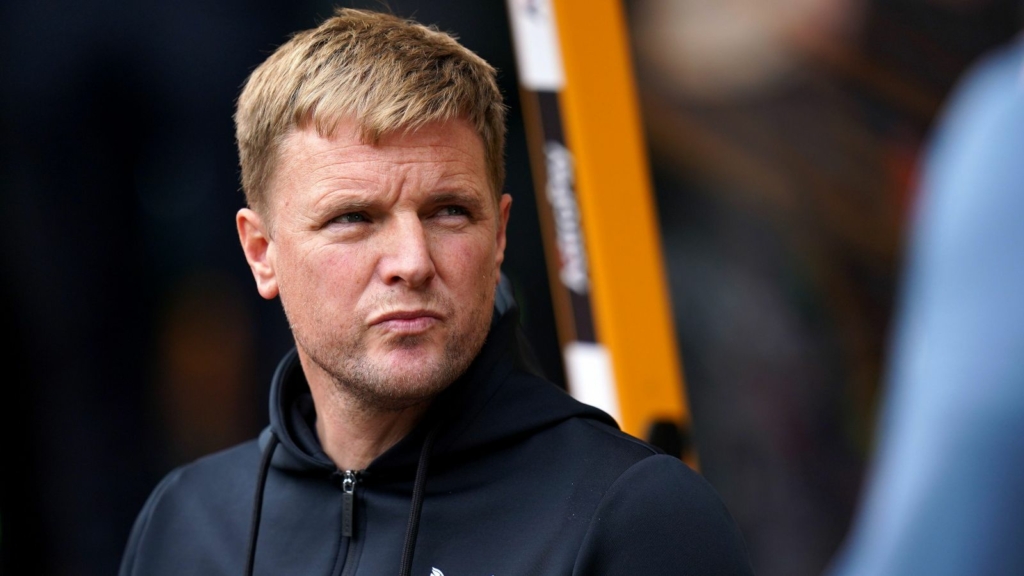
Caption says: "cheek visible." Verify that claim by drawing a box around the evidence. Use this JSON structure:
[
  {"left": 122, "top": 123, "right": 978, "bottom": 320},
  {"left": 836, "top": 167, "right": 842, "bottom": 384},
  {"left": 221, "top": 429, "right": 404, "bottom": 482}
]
[
  {"left": 285, "top": 245, "right": 373, "bottom": 306},
  {"left": 436, "top": 234, "right": 499, "bottom": 286}
]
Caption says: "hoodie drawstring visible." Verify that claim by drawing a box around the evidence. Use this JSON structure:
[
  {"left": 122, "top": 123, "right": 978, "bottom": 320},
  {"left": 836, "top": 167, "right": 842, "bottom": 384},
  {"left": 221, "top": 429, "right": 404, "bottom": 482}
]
[
  {"left": 245, "top": 424, "right": 440, "bottom": 576},
  {"left": 399, "top": 423, "right": 440, "bottom": 576},
  {"left": 244, "top": 432, "right": 279, "bottom": 576}
]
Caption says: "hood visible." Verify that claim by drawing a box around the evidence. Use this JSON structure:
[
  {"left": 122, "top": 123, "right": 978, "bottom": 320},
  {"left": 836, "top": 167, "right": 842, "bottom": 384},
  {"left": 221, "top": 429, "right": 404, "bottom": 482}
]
[
  {"left": 243, "top": 284, "right": 619, "bottom": 576},
  {"left": 258, "top": 297, "right": 618, "bottom": 476}
]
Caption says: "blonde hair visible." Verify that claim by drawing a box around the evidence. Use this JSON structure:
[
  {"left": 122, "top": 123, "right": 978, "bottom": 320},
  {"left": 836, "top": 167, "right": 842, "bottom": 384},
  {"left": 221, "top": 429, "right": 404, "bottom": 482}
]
[{"left": 234, "top": 7, "right": 507, "bottom": 216}]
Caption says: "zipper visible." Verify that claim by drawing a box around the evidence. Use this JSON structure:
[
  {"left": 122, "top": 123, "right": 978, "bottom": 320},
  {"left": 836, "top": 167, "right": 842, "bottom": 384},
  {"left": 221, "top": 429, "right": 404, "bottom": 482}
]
[
  {"left": 333, "top": 470, "right": 363, "bottom": 576},
  {"left": 341, "top": 470, "right": 358, "bottom": 538}
]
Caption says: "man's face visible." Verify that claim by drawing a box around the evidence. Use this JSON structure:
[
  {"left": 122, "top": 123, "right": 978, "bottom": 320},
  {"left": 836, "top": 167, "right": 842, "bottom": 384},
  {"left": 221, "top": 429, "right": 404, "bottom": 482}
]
[{"left": 238, "top": 118, "right": 511, "bottom": 411}]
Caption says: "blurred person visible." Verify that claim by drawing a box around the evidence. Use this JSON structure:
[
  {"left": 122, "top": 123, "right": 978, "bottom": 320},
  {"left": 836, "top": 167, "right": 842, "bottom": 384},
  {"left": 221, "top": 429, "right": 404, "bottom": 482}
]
[
  {"left": 631, "top": 0, "right": 864, "bottom": 101},
  {"left": 825, "top": 33, "right": 1024, "bottom": 576},
  {"left": 117, "top": 8, "right": 753, "bottom": 576}
]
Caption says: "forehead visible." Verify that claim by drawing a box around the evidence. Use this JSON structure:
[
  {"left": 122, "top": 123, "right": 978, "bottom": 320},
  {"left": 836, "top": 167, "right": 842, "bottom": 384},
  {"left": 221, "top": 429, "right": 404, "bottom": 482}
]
[{"left": 269, "top": 118, "right": 489, "bottom": 206}]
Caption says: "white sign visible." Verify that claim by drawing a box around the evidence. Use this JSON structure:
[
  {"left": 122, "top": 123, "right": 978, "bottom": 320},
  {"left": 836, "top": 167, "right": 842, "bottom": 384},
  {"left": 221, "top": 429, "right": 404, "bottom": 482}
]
[{"left": 506, "top": 0, "right": 565, "bottom": 91}]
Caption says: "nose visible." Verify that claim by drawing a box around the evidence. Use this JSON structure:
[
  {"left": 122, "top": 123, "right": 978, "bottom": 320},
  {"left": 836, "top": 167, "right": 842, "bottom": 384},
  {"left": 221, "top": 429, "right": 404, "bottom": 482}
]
[{"left": 376, "top": 215, "right": 436, "bottom": 288}]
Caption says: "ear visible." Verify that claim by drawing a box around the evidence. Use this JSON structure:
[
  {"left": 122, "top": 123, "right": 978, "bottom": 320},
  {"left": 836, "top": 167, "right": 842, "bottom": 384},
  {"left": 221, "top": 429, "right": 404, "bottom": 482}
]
[
  {"left": 494, "top": 193, "right": 512, "bottom": 284},
  {"left": 236, "top": 208, "right": 279, "bottom": 300}
]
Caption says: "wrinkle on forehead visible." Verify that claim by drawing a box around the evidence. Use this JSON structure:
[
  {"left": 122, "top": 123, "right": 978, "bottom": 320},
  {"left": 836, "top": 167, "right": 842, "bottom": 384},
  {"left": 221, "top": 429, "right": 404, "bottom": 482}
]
[
  {"left": 278, "top": 120, "right": 485, "bottom": 180},
  {"left": 268, "top": 118, "right": 492, "bottom": 227}
]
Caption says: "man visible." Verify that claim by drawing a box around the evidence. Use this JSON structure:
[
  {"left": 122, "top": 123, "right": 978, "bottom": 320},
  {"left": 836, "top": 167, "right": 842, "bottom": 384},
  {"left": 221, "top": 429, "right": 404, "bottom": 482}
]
[{"left": 119, "top": 8, "right": 753, "bottom": 576}]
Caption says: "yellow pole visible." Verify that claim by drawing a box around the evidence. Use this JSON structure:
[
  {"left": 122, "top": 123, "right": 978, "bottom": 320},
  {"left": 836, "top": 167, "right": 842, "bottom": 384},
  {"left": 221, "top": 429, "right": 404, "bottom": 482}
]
[{"left": 507, "top": 0, "right": 695, "bottom": 467}]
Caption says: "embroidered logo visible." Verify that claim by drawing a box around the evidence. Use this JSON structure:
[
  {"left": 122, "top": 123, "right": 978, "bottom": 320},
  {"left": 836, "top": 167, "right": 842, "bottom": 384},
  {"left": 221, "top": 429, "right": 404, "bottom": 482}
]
[{"left": 429, "top": 567, "right": 495, "bottom": 576}]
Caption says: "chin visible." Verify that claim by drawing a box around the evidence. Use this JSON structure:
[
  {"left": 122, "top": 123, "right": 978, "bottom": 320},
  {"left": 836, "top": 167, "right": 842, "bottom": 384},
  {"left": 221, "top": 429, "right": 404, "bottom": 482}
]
[
  {"left": 381, "top": 355, "right": 454, "bottom": 387},
  {"left": 356, "top": 361, "right": 458, "bottom": 411}
]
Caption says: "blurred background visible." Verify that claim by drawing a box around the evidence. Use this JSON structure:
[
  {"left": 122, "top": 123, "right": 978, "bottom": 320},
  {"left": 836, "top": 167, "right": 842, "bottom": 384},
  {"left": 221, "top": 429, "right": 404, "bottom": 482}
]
[{"left": 1, "top": 0, "right": 1020, "bottom": 575}]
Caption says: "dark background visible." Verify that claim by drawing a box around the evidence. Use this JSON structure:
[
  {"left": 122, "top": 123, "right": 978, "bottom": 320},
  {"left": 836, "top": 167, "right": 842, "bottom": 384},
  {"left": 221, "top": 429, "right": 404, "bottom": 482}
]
[{"left": 0, "top": 1, "right": 1019, "bottom": 575}]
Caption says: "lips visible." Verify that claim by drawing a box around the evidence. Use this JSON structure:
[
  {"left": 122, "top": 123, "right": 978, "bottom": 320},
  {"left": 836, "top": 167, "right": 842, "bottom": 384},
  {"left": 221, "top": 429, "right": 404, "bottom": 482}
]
[{"left": 369, "top": 309, "right": 443, "bottom": 334}]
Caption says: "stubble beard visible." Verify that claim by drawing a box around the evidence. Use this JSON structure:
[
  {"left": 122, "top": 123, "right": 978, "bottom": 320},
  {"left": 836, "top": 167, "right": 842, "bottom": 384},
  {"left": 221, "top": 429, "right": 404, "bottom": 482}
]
[{"left": 297, "top": 290, "right": 494, "bottom": 413}]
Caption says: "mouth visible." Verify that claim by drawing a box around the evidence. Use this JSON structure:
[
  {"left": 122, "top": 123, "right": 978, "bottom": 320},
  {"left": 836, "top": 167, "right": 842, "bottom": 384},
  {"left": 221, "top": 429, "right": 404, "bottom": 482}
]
[{"left": 369, "top": 309, "right": 443, "bottom": 334}]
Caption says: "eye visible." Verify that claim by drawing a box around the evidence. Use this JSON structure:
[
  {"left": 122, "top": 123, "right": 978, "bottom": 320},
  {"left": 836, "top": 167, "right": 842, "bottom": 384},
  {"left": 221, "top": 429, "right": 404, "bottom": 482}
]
[
  {"left": 436, "top": 205, "right": 470, "bottom": 218},
  {"left": 332, "top": 212, "right": 369, "bottom": 224}
]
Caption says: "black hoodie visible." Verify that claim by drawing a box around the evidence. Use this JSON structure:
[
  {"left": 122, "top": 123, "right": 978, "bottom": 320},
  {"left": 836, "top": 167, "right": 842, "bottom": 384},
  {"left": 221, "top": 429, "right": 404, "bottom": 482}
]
[{"left": 119, "top": 304, "right": 754, "bottom": 576}]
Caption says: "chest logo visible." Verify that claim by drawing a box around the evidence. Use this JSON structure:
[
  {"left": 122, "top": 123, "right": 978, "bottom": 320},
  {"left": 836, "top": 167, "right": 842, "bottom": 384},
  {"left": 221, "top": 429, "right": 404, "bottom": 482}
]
[{"left": 430, "top": 569, "right": 444, "bottom": 576}]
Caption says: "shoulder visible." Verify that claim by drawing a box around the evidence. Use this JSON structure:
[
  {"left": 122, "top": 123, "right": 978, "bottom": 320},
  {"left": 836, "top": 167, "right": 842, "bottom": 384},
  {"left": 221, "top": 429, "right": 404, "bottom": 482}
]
[
  {"left": 572, "top": 454, "right": 755, "bottom": 575},
  {"left": 525, "top": 413, "right": 753, "bottom": 573},
  {"left": 131, "top": 438, "right": 263, "bottom": 518},
  {"left": 119, "top": 440, "right": 262, "bottom": 575},
  {"left": 539, "top": 406, "right": 670, "bottom": 474},
  {"left": 155, "top": 439, "right": 264, "bottom": 503},
  {"left": 593, "top": 454, "right": 741, "bottom": 530}
]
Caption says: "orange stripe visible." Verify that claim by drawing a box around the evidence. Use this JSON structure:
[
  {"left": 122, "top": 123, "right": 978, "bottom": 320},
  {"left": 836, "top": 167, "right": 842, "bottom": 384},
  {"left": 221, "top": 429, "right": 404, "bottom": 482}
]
[{"left": 550, "top": 0, "right": 693, "bottom": 460}]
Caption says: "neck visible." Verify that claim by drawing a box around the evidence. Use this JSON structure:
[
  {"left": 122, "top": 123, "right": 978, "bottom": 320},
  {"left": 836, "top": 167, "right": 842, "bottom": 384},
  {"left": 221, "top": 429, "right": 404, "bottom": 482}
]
[
  {"left": 313, "top": 392, "right": 430, "bottom": 471},
  {"left": 299, "top": 366, "right": 431, "bottom": 471}
]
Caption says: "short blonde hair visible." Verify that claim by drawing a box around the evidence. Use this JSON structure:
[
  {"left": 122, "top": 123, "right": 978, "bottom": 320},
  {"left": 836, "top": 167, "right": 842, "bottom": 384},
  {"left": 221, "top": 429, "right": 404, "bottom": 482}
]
[{"left": 234, "top": 7, "right": 507, "bottom": 216}]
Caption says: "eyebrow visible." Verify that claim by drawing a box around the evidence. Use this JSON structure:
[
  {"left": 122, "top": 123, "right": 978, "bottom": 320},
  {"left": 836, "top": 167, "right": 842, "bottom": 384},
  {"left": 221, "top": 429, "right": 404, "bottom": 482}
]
[
  {"left": 311, "top": 193, "right": 376, "bottom": 216},
  {"left": 427, "top": 191, "right": 487, "bottom": 212},
  {"left": 310, "top": 189, "right": 490, "bottom": 219},
  {"left": 330, "top": 198, "right": 376, "bottom": 211}
]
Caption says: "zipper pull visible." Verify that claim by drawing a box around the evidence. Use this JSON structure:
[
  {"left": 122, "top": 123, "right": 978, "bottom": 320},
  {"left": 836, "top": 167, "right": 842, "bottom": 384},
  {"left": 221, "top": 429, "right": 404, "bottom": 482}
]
[{"left": 342, "top": 470, "right": 358, "bottom": 538}]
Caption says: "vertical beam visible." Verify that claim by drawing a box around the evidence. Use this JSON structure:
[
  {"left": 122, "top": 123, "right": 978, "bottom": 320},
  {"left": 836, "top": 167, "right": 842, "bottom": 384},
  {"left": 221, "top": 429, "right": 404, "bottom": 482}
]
[{"left": 506, "top": 0, "right": 695, "bottom": 466}]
